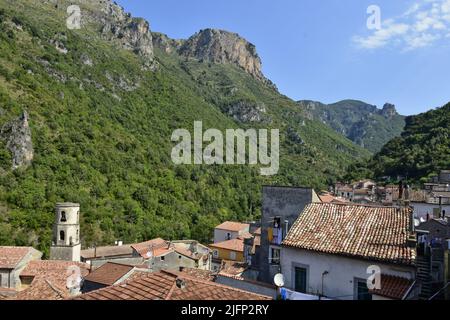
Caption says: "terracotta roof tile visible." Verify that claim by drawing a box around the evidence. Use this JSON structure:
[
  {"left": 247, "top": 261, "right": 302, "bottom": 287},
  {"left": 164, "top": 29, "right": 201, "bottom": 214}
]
[
  {"left": 282, "top": 203, "right": 416, "bottom": 266},
  {"left": 177, "top": 268, "right": 215, "bottom": 281},
  {"left": 14, "top": 260, "right": 89, "bottom": 300},
  {"left": 0, "top": 247, "right": 35, "bottom": 269},
  {"left": 210, "top": 238, "right": 244, "bottom": 252},
  {"left": 131, "top": 238, "right": 169, "bottom": 258},
  {"left": 215, "top": 222, "right": 250, "bottom": 232},
  {"left": 219, "top": 260, "right": 248, "bottom": 279},
  {"left": 73, "top": 271, "right": 270, "bottom": 300},
  {"left": 370, "top": 275, "right": 414, "bottom": 299},
  {"left": 84, "top": 262, "right": 134, "bottom": 286}
]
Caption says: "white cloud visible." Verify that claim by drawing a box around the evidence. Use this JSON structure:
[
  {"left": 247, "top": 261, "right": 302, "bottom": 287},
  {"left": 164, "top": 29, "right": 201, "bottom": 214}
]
[{"left": 354, "top": 0, "right": 450, "bottom": 50}]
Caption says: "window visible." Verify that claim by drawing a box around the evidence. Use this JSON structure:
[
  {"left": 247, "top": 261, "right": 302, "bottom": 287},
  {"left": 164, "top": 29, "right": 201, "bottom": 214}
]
[
  {"left": 269, "top": 247, "right": 280, "bottom": 265},
  {"left": 273, "top": 217, "right": 281, "bottom": 228},
  {"left": 60, "top": 211, "right": 67, "bottom": 222},
  {"left": 213, "top": 250, "right": 219, "bottom": 258},
  {"left": 160, "top": 256, "right": 165, "bottom": 261},
  {"left": 294, "top": 267, "right": 307, "bottom": 293},
  {"left": 60, "top": 230, "right": 65, "bottom": 241},
  {"left": 230, "top": 251, "right": 237, "bottom": 260},
  {"left": 69, "top": 236, "right": 73, "bottom": 245},
  {"left": 355, "top": 279, "right": 372, "bottom": 300},
  {"left": 226, "top": 233, "right": 232, "bottom": 240}
]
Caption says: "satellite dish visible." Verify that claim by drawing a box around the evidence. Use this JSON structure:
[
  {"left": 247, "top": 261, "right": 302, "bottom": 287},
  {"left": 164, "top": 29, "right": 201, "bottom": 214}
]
[{"left": 274, "top": 273, "right": 285, "bottom": 287}]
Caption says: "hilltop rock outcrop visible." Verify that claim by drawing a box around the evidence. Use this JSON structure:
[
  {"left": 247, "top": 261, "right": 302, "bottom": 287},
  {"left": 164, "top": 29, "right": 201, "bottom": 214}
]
[
  {"left": 178, "top": 29, "right": 266, "bottom": 82},
  {"left": 380, "top": 103, "right": 398, "bottom": 118},
  {"left": 0, "top": 111, "right": 34, "bottom": 170}
]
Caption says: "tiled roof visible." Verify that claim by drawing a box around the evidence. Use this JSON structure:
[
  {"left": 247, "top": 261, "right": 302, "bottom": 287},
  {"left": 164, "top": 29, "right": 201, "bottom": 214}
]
[
  {"left": 84, "top": 262, "right": 134, "bottom": 286},
  {"left": 215, "top": 221, "right": 250, "bottom": 232},
  {"left": 131, "top": 238, "right": 169, "bottom": 258},
  {"left": 0, "top": 247, "right": 36, "bottom": 269},
  {"left": 282, "top": 203, "right": 416, "bottom": 266},
  {"left": 178, "top": 268, "right": 216, "bottom": 281},
  {"left": 0, "top": 288, "right": 17, "bottom": 299},
  {"left": 15, "top": 260, "right": 89, "bottom": 300},
  {"left": 81, "top": 245, "right": 134, "bottom": 260},
  {"left": 73, "top": 271, "right": 270, "bottom": 300},
  {"left": 370, "top": 275, "right": 414, "bottom": 299},
  {"left": 320, "top": 194, "right": 350, "bottom": 204},
  {"left": 210, "top": 238, "right": 244, "bottom": 252},
  {"left": 12, "top": 279, "right": 68, "bottom": 300},
  {"left": 219, "top": 260, "right": 248, "bottom": 279}
]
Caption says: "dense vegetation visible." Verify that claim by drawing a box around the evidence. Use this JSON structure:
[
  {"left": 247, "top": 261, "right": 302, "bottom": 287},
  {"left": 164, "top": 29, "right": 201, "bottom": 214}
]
[
  {"left": 0, "top": 0, "right": 369, "bottom": 256},
  {"left": 300, "top": 99, "right": 406, "bottom": 153},
  {"left": 344, "top": 103, "right": 450, "bottom": 183}
]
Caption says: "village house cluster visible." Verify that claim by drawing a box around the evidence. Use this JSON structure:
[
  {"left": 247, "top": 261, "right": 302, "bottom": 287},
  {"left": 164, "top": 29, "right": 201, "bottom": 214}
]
[{"left": 1, "top": 170, "right": 449, "bottom": 300}]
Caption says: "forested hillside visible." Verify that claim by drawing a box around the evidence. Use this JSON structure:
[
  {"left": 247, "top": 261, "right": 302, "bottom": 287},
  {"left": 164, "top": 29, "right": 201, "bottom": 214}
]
[{"left": 0, "top": 0, "right": 369, "bottom": 256}]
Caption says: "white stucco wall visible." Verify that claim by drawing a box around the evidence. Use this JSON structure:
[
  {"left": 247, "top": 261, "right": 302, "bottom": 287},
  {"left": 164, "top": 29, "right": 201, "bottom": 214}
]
[
  {"left": 411, "top": 202, "right": 450, "bottom": 220},
  {"left": 214, "top": 230, "right": 240, "bottom": 243},
  {"left": 281, "top": 247, "right": 415, "bottom": 300}
]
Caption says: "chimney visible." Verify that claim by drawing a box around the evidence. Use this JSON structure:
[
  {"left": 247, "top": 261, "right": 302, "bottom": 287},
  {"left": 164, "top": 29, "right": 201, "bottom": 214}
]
[{"left": 176, "top": 278, "right": 186, "bottom": 289}]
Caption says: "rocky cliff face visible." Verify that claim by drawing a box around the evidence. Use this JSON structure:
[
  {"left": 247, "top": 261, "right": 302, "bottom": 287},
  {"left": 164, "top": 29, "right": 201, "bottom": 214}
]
[
  {"left": 0, "top": 111, "right": 34, "bottom": 170},
  {"left": 152, "top": 32, "right": 184, "bottom": 54},
  {"left": 225, "top": 101, "right": 268, "bottom": 123},
  {"left": 100, "top": 4, "right": 153, "bottom": 59},
  {"left": 178, "top": 29, "right": 266, "bottom": 82},
  {"left": 380, "top": 103, "right": 398, "bottom": 118}
]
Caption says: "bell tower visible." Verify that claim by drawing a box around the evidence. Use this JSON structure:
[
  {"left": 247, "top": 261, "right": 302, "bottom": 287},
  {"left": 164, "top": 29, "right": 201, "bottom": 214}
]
[{"left": 49, "top": 203, "right": 81, "bottom": 262}]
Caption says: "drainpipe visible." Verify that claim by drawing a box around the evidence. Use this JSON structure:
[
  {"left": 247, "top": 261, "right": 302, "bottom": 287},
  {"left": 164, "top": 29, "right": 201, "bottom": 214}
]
[{"left": 321, "top": 271, "right": 329, "bottom": 299}]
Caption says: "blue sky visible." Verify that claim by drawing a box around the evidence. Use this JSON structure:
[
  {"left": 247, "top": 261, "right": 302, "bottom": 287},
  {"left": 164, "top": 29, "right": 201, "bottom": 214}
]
[{"left": 116, "top": 0, "right": 450, "bottom": 115}]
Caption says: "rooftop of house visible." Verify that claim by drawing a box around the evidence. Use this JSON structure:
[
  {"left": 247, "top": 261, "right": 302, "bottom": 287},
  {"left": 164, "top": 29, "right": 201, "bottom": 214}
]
[
  {"left": 369, "top": 275, "right": 414, "bottom": 300},
  {"left": 210, "top": 238, "right": 244, "bottom": 252},
  {"left": 73, "top": 270, "right": 271, "bottom": 300},
  {"left": 215, "top": 221, "right": 250, "bottom": 232},
  {"left": 177, "top": 268, "right": 216, "bottom": 281},
  {"left": 218, "top": 260, "right": 248, "bottom": 280},
  {"left": 81, "top": 244, "right": 134, "bottom": 260},
  {"left": 130, "top": 238, "right": 168, "bottom": 258},
  {"left": 84, "top": 262, "right": 134, "bottom": 286},
  {"left": 13, "top": 260, "right": 89, "bottom": 300},
  {"left": 282, "top": 203, "right": 416, "bottom": 266},
  {"left": 320, "top": 194, "right": 350, "bottom": 204},
  {"left": 0, "top": 246, "right": 40, "bottom": 269}
]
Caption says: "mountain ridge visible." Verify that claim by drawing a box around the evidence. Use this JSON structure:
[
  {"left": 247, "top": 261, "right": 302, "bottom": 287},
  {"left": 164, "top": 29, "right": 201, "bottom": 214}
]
[{"left": 299, "top": 99, "right": 406, "bottom": 153}]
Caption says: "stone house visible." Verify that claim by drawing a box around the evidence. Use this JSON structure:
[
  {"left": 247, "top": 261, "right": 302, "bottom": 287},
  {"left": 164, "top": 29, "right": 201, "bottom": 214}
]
[{"left": 258, "top": 186, "right": 320, "bottom": 284}]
